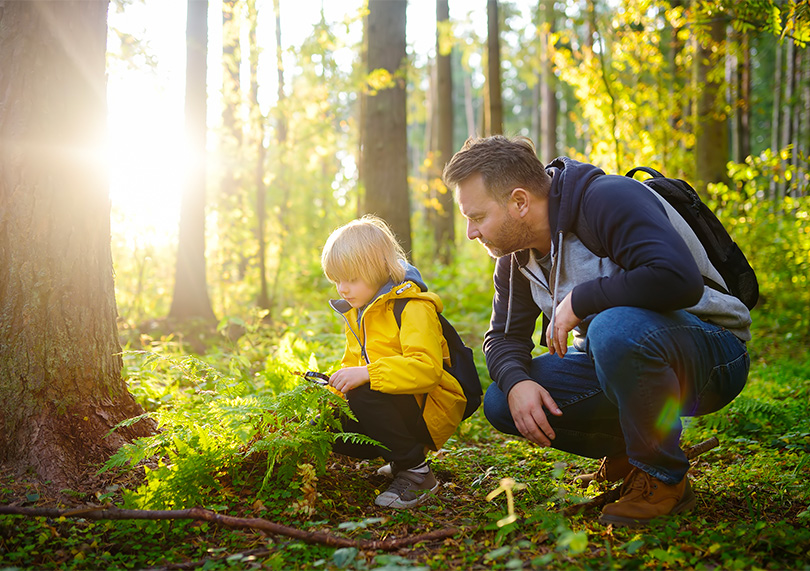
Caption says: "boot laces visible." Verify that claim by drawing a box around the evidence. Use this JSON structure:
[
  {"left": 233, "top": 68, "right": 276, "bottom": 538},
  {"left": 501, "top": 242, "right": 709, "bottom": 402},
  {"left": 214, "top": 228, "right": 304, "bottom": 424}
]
[{"left": 622, "top": 468, "right": 655, "bottom": 498}]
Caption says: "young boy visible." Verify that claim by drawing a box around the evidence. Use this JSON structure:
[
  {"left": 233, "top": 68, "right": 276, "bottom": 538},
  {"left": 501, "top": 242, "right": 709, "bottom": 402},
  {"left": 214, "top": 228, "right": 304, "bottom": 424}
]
[{"left": 321, "top": 216, "right": 467, "bottom": 508}]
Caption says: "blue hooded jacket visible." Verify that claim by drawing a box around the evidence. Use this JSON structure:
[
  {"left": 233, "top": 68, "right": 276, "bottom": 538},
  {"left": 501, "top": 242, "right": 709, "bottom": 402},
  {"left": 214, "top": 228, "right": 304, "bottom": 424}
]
[{"left": 483, "top": 157, "right": 752, "bottom": 396}]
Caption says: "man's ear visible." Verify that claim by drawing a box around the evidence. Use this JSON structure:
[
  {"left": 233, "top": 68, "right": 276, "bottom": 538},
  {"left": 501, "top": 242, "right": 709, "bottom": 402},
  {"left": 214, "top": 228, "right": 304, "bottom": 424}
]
[{"left": 510, "top": 188, "right": 531, "bottom": 217}]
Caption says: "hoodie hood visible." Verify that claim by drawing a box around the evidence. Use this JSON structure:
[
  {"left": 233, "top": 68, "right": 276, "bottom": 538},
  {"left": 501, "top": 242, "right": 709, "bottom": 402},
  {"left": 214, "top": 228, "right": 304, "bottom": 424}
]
[
  {"left": 502, "top": 158, "right": 605, "bottom": 341},
  {"left": 328, "top": 260, "right": 428, "bottom": 317},
  {"left": 546, "top": 157, "right": 605, "bottom": 236}
]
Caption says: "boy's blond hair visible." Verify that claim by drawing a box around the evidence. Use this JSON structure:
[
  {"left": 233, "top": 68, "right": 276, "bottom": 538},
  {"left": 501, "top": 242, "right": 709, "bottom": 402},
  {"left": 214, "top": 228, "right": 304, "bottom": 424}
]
[{"left": 321, "top": 215, "right": 407, "bottom": 287}]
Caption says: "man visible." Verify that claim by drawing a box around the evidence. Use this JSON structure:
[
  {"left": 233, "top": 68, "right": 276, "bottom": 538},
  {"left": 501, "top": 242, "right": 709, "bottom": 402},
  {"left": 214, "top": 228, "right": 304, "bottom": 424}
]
[{"left": 443, "top": 136, "right": 751, "bottom": 527}]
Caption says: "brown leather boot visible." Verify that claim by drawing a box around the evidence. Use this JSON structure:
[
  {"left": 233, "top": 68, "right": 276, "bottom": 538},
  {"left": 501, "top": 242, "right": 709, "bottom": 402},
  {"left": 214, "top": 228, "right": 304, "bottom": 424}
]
[
  {"left": 574, "top": 454, "right": 633, "bottom": 488},
  {"left": 599, "top": 468, "right": 696, "bottom": 527}
]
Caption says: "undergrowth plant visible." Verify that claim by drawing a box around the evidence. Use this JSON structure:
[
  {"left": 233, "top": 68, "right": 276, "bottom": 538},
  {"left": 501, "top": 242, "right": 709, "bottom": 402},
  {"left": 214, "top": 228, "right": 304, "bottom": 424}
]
[{"left": 103, "top": 346, "right": 377, "bottom": 511}]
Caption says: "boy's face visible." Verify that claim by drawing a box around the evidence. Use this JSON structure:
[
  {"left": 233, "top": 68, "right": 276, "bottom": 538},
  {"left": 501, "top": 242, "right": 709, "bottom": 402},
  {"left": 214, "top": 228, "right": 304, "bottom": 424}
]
[{"left": 336, "top": 277, "right": 378, "bottom": 309}]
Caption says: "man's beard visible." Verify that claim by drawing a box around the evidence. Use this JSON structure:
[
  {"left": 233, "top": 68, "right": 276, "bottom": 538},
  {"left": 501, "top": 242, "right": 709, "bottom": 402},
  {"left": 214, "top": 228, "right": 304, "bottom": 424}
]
[{"left": 480, "top": 217, "right": 534, "bottom": 258}]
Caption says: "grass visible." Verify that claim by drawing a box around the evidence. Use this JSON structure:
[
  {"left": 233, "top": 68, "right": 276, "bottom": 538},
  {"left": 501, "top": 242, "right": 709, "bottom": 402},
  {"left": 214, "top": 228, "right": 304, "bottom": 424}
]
[{"left": 1, "top": 307, "right": 810, "bottom": 570}]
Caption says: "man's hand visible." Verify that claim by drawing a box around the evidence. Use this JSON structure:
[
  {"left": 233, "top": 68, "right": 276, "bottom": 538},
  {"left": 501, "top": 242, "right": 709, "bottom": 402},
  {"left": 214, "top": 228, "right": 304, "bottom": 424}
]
[
  {"left": 507, "top": 380, "right": 563, "bottom": 447},
  {"left": 329, "top": 366, "right": 370, "bottom": 394},
  {"left": 546, "top": 291, "right": 582, "bottom": 358}
]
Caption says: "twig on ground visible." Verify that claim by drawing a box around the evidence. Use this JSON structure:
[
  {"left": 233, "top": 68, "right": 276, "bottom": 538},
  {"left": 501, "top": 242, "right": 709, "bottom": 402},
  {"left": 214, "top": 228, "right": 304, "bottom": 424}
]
[
  {"left": 564, "top": 436, "right": 720, "bottom": 516},
  {"left": 0, "top": 504, "right": 458, "bottom": 551}
]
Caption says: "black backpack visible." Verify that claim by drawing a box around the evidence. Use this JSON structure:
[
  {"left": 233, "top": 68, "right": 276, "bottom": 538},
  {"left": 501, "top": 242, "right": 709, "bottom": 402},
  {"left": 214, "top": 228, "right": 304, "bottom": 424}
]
[
  {"left": 393, "top": 298, "right": 482, "bottom": 420},
  {"left": 625, "top": 167, "right": 759, "bottom": 310}
]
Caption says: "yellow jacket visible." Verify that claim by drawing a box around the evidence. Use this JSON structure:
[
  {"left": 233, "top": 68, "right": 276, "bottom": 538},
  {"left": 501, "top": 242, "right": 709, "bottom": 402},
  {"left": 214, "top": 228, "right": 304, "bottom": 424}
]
[{"left": 330, "top": 280, "right": 467, "bottom": 449}]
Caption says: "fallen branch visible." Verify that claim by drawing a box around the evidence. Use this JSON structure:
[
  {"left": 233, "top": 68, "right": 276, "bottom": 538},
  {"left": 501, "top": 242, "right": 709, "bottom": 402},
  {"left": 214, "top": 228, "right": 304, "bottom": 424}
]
[
  {"left": 564, "top": 436, "right": 720, "bottom": 516},
  {"left": 0, "top": 504, "right": 458, "bottom": 551}
]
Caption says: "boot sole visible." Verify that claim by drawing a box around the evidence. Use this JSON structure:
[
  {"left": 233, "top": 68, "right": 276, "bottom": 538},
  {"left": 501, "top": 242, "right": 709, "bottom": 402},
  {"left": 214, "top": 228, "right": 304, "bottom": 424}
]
[{"left": 598, "top": 484, "right": 697, "bottom": 528}]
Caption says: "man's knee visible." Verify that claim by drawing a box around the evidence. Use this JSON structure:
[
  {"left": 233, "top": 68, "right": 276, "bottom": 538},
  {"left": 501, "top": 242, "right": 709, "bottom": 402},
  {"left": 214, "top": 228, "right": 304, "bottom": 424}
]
[{"left": 587, "top": 306, "right": 657, "bottom": 359}]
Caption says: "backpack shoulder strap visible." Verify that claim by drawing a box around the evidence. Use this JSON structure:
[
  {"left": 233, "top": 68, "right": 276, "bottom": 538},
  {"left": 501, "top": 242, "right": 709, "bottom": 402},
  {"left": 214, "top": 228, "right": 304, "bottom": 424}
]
[{"left": 392, "top": 298, "right": 409, "bottom": 329}]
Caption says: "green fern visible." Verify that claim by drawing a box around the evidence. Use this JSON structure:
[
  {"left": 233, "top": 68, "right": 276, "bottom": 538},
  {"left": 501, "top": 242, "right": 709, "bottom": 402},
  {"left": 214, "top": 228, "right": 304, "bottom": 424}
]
[{"left": 104, "top": 349, "right": 375, "bottom": 510}]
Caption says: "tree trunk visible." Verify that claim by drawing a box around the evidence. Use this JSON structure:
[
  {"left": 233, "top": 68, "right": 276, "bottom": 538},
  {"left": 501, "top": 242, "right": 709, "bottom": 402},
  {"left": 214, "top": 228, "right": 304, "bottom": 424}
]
[
  {"left": 740, "top": 32, "right": 751, "bottom": 161},
  {"left": 434, "top": 0, "right": 455, "bottom": 264},
  {"left": 248, "top": 0, "right": 271, "bottom": 312},
  {"left": 221, "top": 0, "right": 243, "bottom": 194},
  {"left": 486, "top": 0, "right": 503, "bottom": 135},
  {"left": 169, "top": 0, "right": 216, "bottom": 323},
  {"left": 695, "top": 15, "right": 729, "bottom": 189},
  {"left": 0, "top": 0, "right": 152, "bottom": 490},
  {"left": 464, "top": 73, "right": 477, "bottom": 138},
  {"left": 780, "top": 38, "right": 796, "bottom": 200},
  {"left": 769, "top": 39, "right": 782, "bottom": 200},
  {"left": 219, "top": 0, "right": 249, "bottom": 285},
  {"left": 363, "top": 0, "right": 410, "bottom": 255},
  {"left": 268, "top": 0, "right": 291, "bottom": 313},
  {"left": 802, "top": 47, "right": 810, "bottom": 196},
  {"left": 539, "top": 0, "right": 557, "bottom": 163}
]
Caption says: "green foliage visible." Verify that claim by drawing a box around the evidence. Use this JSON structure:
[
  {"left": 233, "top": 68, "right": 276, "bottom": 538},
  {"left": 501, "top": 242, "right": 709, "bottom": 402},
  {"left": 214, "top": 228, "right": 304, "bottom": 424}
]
[
  {"left": 103, "top": 346, "right": 376, "bottom": 510},
  {"left": 715, "top": 148, "right": 810, "bottom": 338}
]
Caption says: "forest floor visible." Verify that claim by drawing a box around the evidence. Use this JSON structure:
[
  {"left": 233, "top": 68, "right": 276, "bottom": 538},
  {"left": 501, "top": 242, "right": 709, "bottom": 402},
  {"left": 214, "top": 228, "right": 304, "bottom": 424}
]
[{"left": 1, "top": 335, "right": 809, "bottom": 570}]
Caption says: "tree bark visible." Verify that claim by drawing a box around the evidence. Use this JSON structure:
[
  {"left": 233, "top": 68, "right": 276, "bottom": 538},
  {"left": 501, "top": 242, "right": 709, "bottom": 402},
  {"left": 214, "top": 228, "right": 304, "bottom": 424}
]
[
  {"left": 169, "top": 0, "right": 217, "bottom": 323},
  {"left": 434, "top": 0, "right": 455, "bottom": 264},
  {"left": 695, "top": 15, "right": 730, "bottom": 189},
  {"left": 539, "top": 0, "right": 557, "bottom": 163},
  {"left": 363, "top": 0, "right": 411, "bottom": 254},
  {"left": 769, "top": 39, "right": 782, "bottom": 200},
  {"left": 780, "top": 38, "right": 796, "bottom": 199},
  {"left": 486, "top": 0, "right": 503, "bottom": 135},
  {"left": 0, "top": 0, "right": 152, "bottom": 490}
]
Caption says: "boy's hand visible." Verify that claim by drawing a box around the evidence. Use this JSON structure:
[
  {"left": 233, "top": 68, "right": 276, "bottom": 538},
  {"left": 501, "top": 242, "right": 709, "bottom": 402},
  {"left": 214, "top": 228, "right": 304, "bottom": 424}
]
[{"left": 329, "top": 366, "right": 370, "bottom": 394}]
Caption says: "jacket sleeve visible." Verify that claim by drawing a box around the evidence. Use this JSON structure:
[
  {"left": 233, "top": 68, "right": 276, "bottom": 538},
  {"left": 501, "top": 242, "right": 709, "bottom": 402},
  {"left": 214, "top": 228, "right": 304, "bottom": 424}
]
[
  {"left": 571, "top": 177, "right": 704, "bottom": 319},
  {"left": 366, "top": 300, "right": 446, "bottom": 395},
  {"left": 483, "top": 255, "right": 542, "bottom": 396}
]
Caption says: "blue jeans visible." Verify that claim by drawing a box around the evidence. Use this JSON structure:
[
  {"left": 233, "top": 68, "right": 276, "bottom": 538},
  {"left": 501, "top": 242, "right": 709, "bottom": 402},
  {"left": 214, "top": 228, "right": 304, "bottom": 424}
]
[{"left": 484, "top": 307, "right": 749, "bottom": 484}]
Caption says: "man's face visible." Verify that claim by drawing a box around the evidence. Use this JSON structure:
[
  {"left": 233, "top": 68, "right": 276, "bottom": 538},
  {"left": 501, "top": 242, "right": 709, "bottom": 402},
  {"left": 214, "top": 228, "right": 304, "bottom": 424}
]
[{"left": 456, "top": 173, "right": 533, "bottom": 258}]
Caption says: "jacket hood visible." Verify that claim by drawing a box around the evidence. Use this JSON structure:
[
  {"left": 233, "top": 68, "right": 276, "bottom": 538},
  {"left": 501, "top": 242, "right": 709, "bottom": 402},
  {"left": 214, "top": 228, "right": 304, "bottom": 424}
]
[
  {"left": 546, "top": 157, "right": 605, "bottom": 235},
  {"left": 328, "top": 261, "right": 432, "bottom": 317},
  {"left": 500, "top": 157, "right": 603, "bottom": 340}
]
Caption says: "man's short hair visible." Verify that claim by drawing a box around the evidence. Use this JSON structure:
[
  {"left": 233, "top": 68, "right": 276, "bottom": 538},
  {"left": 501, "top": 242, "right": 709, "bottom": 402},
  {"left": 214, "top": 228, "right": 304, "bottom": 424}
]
[
  {"left": 321, "top": 215, "right": 407, "bottom": 288},
  {"left": 442, "top": 135, "right": 551, "bottom": 204}
]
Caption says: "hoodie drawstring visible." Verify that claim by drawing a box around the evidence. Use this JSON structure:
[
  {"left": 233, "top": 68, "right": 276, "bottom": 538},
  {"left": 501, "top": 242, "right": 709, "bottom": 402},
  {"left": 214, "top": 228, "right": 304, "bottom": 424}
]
[
  {"left": 548, "top": 231, "right": 564, "bottom": 345},
  {"left": 505, "top": 255, "right": 515, "bottom": 337}
]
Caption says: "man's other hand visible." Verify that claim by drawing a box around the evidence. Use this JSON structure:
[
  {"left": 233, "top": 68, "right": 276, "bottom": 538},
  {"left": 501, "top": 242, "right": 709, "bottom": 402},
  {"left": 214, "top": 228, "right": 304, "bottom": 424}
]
[
  {"left": 547, "top": 291, "right": 582, "bottom": 358},
  {"left": 506, "top": 380, "right": 563, "bottom": 446}
]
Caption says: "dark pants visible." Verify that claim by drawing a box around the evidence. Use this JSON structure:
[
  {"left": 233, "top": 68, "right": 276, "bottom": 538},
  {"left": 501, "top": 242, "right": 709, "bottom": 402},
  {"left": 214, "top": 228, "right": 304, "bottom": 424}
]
[
  {"left": 331, "top": 384, "right": 434, "bottom": 470},
  {"left": 484, "top": 307, "right": 749, "bottom": 484}
]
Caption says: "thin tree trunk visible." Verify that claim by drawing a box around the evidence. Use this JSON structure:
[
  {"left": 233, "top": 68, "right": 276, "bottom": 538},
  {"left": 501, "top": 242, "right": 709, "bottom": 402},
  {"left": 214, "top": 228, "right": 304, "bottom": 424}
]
[
  {"left": 486, "top": 0, "right": 503, "bottom": 135},
  {"left": 169, "top": 0, "right": 216, "bottom": 323},
  {"left": 789, "top": 47, "right": 803, "bottom": 198},
  {"left": 802, "top": 48, "right": 810, "bottom": 196},
  {"left": 780, "top": 38, "right": 796, "bottom": 200},
  {"left": 769, "top": 40, "right": 782, "bottom": 200},
  {"left": 695, "top": 14, "right": 729, "bottom": 189},
  {"left": 245, "top": 0, "right": 269, "bottom": 312},
  {"left": 464, "top": 73, "right": 476, "bottom": 138},
  {"left": 539, "top": 0, "right": 557, "bottom": 163},
  {"left": 363, "top": 0, "right": 410, "bottom": 254},
  {"left": 268, "top": 0, "right": 292, "bottom": 314},
  {"left": 221, "top": 0, "right": 243, "bottom": 194},
  {"left": 740, "top": 33, "right": 751, "bottom": 160},
  {"left": 0, "top": 0, "right": 152, "bottom": 490},
  {"left": 435, "top": 0, "right": 454, "bottom": 264}
]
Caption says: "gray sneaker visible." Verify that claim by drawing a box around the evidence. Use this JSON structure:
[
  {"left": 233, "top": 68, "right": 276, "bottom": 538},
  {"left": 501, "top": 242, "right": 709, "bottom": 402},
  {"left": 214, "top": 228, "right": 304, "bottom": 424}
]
[{"left": 374, "top": 466, "right": 439, "bottom": 508}]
